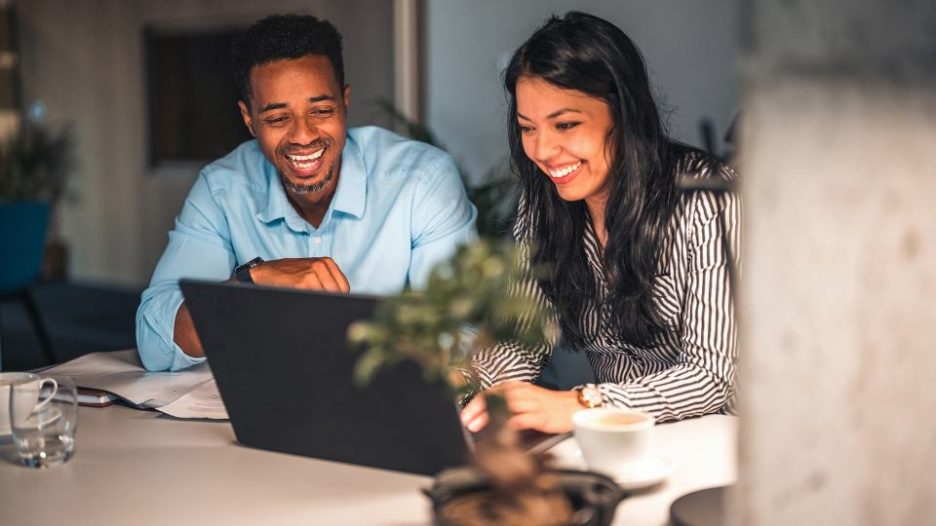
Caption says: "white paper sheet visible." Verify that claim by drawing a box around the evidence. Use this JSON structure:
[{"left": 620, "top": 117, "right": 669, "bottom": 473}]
[
  {"left": 43, "top": 349, "right": 213, "bottom": 409},
  {"left": 155, "top": 380, "right": 229, "bottom": 420}
]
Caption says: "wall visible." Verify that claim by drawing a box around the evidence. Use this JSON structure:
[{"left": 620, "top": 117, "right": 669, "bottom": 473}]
[
  {"left": 17, "top": 0, "right": 394, "bottom": 285},
  {"left": 731, "top": 0, "right": 936, "bottom": 523},
  {"left": 425, "top": 0, "right": 740, "bottom": 182}
]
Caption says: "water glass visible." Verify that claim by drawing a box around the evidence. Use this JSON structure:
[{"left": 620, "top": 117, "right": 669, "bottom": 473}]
[{"left": 10, "top": 376, "right": 78, "bottom": 468}]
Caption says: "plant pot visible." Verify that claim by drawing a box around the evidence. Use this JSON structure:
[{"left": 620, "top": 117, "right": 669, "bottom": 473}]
[
  {"left": 425, "top": 466, "right": 624, "bottom": 526},
  {"left": 0, "top": 200, "right": 50, "bottom": 294}
]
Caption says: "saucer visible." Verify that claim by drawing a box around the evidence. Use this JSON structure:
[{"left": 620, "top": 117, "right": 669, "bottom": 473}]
[{"left": 611, "top": 454, "right": 677, "bottom": 491}]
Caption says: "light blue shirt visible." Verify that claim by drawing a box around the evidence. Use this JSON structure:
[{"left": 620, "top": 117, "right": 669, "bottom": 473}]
[{"left": 136, "top": 126, "right": 477, "bottom": 371}]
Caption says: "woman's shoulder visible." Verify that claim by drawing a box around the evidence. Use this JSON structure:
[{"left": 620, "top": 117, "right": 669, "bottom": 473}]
[
  {"left": 668, "top": 144, "right": 739, "bottom": 229},
  {"left": 670, "top": 143, "right": 737, "bottom": 184}
]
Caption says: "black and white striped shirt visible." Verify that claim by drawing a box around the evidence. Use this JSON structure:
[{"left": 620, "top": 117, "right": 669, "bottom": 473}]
[{"left": 471, "top": 151, "right": 739, "bottom": 423}]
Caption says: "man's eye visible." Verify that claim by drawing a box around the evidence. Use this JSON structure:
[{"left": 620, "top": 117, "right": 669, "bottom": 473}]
[
  {"left": 556, "top": 122, "right": 580, "bottom": 131},
  {"left": 264, "top": 116, "right": 289, "bottom": 126},
  {"left": 312, "top": 108, "right": 335, "bottom": 117}
]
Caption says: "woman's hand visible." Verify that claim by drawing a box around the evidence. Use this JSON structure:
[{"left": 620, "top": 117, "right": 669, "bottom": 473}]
[{"left": 460, "top": 381, "right": 581, "bottom": 434}]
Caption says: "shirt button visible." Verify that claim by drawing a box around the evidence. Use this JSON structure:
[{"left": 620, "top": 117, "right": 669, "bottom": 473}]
[{"left": 313, "top": 236, "right": 322, "bottom": 245}]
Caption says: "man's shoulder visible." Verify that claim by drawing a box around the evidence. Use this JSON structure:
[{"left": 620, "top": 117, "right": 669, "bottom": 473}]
[{"left": 349, "top": 126, "right": 456, "bottom": 180}]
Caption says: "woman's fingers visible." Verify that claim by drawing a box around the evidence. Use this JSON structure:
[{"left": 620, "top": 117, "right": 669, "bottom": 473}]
[{"left": 460, "top": 394, "right": 488, "bottom": 432}]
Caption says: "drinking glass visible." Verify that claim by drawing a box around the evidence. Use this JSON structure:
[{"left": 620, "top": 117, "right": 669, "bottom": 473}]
[{"left": 10, "top": 376, "right": 78, "bottom": 468}]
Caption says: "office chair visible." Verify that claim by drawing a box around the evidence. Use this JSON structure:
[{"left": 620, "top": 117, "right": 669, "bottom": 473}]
[{"left": 0, "top": 202, "right": 56, "bottom": 368}]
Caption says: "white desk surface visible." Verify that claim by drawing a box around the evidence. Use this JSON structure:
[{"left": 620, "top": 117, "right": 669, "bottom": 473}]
[{"left": 0, "top": 405, "right": 736, "bottom": 525}]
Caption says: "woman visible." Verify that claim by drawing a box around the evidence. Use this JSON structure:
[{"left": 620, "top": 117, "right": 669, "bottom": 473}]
[{"left": 461, "top": 11, "right": 739, "bottom": 434}]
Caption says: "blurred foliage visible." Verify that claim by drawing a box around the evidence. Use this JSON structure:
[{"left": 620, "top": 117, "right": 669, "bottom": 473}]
[
  {"left": 375, "top": 100, "right": 517, "bottom": 238},
  {"left": 0, "top": 122, "right": 73, "bottom": 203},
  {"left": 347, "top": 238, "right": 555, "bottom": 395}
]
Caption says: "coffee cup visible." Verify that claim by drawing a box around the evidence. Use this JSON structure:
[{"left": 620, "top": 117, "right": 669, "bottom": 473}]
[
  {"left": 0, "top": 372, "right": 58, "bottom": 436},
  {"left": 572, "top": 408, "right": 655, "bottom": 479}
]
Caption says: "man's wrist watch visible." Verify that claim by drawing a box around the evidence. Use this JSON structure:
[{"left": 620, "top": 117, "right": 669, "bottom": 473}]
[
  {"left": 234, "top": 257, "right": 264, "bottom": 284},
  {"left": 574, "top": 384, "right": 604, "bottom": 408}
]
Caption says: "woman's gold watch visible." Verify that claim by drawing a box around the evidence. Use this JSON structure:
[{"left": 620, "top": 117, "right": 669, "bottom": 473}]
[{"left": 574, "top": 384, "right": 604, "bottom": 408}]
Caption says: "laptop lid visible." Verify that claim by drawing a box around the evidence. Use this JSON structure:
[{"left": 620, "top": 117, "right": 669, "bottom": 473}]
[{"left": 179, "top": 279, "right": 471, "bottom": 476}]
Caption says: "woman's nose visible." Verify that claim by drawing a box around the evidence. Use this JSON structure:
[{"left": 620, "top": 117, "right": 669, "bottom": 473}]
[{"left": 533, "top": 131, "right": 560, "bottom": 163}]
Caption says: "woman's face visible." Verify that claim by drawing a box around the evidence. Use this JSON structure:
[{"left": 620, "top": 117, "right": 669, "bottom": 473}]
[{"left": 516, "top": 75, "right": 614, "bottom": 206}]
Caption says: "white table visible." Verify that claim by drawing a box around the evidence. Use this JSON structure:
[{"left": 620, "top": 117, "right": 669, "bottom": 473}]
[{"left": 0, "top": 406, "right": 735, "bottom": 525}]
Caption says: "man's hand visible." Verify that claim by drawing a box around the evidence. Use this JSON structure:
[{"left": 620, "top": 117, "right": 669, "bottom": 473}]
[
  {"left": 250, "top": 257, "right": 350, "bottom": 293},
  {"left": 460, "top": 381, "right": 581, "bottom": 434}
]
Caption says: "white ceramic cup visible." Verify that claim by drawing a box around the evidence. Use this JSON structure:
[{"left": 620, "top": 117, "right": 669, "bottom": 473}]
[
  {"left": 573, "top": 408, "right": 655, "bottom": 479},
  {"left": 0, "top": 372, "right": 58, "bottom": 436}
]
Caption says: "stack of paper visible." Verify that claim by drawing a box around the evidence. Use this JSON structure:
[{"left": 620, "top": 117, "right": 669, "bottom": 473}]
[{"left": 42, "top": 350, "right": 228, "bottom": 420}]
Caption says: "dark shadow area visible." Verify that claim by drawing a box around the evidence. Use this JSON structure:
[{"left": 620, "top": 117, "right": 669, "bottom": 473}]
[{"left": 0, "top": 281, "right": 140, "bottom": 371}]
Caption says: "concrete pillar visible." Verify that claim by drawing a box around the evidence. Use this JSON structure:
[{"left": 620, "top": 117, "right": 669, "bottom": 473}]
[{"left": 733, "top": 1, "right": 936, "bottom": 524}]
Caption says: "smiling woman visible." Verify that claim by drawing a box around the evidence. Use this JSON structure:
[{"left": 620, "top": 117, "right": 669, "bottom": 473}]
[{"left": 462, "top": 11, "right": 740, "bottom": 434}]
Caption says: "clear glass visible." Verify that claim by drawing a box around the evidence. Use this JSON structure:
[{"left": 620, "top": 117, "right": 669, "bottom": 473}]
[{"left": 10, "top": 375, "right": 78, "bottom": 468}]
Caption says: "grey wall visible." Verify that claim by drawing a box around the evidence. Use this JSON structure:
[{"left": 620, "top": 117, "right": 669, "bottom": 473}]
[
  {"left": 731, "top": 1, "right": 936, "bottom": 523},
  {"left": 17, "top": 0, "right": 394, "bottom": 286},
  {"left": 425, "top": 0, "right": 740, "bottom": 182}
]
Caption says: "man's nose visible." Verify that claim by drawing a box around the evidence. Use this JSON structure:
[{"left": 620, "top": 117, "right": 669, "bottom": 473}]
[{"left": 288, "top": 117, "right": 317, "bottom": 145}]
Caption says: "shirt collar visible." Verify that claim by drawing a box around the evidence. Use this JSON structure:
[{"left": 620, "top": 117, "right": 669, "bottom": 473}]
[{"left": 256, "top": 133, "right": 367, "bottom": 228}]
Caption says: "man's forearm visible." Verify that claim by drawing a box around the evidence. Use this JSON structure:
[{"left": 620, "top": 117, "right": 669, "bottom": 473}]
[{"left": 173, "top": 302, "right": 205, "bottom": 357}]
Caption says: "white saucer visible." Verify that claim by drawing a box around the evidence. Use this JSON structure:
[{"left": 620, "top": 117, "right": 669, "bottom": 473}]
[
  {"left": 547, "top": 440, "right": 676, "bottom": 491},
  {"left": 610, "top": 454, "right": 677, "bottom": 490}
]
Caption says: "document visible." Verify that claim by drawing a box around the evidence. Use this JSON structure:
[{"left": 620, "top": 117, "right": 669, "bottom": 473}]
[
  {"left": 155, "top": 380, "right": 229, "bottom": 420},
  {"left": 43, "top": 349, "right": 214, "bottom": 409}
]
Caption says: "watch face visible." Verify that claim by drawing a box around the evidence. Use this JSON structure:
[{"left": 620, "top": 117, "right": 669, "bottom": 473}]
[{"left": 579, "top": 386, "right": 604, "bottom": 408}]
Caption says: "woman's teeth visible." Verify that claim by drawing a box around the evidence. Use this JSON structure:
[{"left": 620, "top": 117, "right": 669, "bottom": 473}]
[{"left": 549, "top": 161, "right": 582, "bottom": 179}]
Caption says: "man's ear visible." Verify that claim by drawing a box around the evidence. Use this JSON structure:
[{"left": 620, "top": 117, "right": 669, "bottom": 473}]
[
  {"left": 342, "top": 84, "right": 351, "bottom": 112},
  {"left": 238, "top": 100, "right": 256, "bottom": 137}
]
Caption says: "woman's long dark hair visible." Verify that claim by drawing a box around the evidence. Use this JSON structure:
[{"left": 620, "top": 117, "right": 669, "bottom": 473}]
[{"left": 505, "top": 11, "right": 680, "bottom": 347}]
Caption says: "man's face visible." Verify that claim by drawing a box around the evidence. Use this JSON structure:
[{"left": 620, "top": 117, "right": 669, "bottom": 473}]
[{"left": 239, "top": 55, "right": 350, "bottom": 206}]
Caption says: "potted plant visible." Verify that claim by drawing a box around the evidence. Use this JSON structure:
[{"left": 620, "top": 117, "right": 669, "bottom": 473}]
[
  {"left": 0, "top": 121, "right": 72, "bottom": 293},
  {"left": 348, "top": 239, "right": 624, "bottom": 526}
]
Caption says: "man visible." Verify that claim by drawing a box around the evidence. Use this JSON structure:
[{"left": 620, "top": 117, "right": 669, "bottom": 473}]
[{"left": 136, "top": 14, "right": 476, "bottom": 371}]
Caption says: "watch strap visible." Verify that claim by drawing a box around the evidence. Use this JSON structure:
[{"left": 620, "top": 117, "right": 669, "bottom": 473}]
[{"left": 234, "top": 257, "right": 264, "bottom": 284}]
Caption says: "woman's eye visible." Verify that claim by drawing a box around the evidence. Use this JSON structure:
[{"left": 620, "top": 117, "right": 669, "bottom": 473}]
[
  {"left": 519, "top": 124, "right": 535, "bottom": 134},
  {"left": 556, "top": 121, "right": 581, "bottom": 131}
]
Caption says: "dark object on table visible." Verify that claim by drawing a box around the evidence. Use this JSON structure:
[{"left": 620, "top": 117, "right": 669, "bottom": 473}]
[
  {"left": 670, "top": 485, "right": 730, "bottom": 526},
  {"left": 426, "top": 467, "right": 624, "bottom": 526},
  {"left": 181, "top": 280, "right": 471, "bottom": 476}
]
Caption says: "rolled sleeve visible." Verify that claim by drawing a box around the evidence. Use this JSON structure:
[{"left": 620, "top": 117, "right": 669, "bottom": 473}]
[{"left": 135, "top": 172, "right": 237, "bottom": 371}]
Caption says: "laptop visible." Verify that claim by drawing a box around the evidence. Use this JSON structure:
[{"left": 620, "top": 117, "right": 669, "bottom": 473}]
[{"left": 179, "top": 279, "right": 472, "bottom": 476}]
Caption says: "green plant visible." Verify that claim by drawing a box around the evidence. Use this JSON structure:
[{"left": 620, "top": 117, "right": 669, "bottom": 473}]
[
  {"left": 374, "top": 100, "right": 517, "bottom": 238},
  {"left": 347, "top": 238, "right": 555, "bottom": 396},
  {"left": 0, "top": 122, "right": 73, "bottom": 202}
]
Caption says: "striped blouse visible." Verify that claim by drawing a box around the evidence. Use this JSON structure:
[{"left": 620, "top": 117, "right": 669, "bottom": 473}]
[{"left": 470, "top": 151, "right": 740, "bottom": 423}]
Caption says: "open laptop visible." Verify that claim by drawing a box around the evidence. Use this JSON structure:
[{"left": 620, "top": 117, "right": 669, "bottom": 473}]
[{"left": 180, "top": 279, "right": 471, "bottom": 476}]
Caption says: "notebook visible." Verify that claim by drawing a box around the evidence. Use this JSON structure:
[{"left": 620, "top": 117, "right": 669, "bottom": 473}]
[{"left": 179, "top": 280, "right": 473, "bottom": 476}]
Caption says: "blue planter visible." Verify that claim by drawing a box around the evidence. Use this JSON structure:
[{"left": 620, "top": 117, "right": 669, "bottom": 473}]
[{"left": 0, "top": 201, "right": 51, "bottom": 294}]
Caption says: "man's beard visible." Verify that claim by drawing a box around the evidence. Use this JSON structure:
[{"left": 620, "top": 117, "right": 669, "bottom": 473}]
[{"left": 280, "top": 163, "right": 336, "bottom": 195}]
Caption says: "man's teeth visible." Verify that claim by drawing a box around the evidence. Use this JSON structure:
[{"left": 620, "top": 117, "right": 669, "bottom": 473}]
[
  {"left": 287, "top": 150, "right": 325, "bottom": 162},
  {"left": 286, "top": 149, "right": 325, "bottom": 169},
  {"left": 549, "top": 161, "right": 582, "bottom": 178}
]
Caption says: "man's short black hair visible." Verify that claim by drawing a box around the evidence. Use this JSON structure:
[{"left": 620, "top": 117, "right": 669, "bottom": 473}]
[{"left": 232, "top": 14, "right": 345, "bottom": 104}]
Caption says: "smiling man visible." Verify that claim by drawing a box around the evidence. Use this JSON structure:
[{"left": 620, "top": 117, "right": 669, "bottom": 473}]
[{"left": 136, "top": 15, "right": 477, "bottom": 371}]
